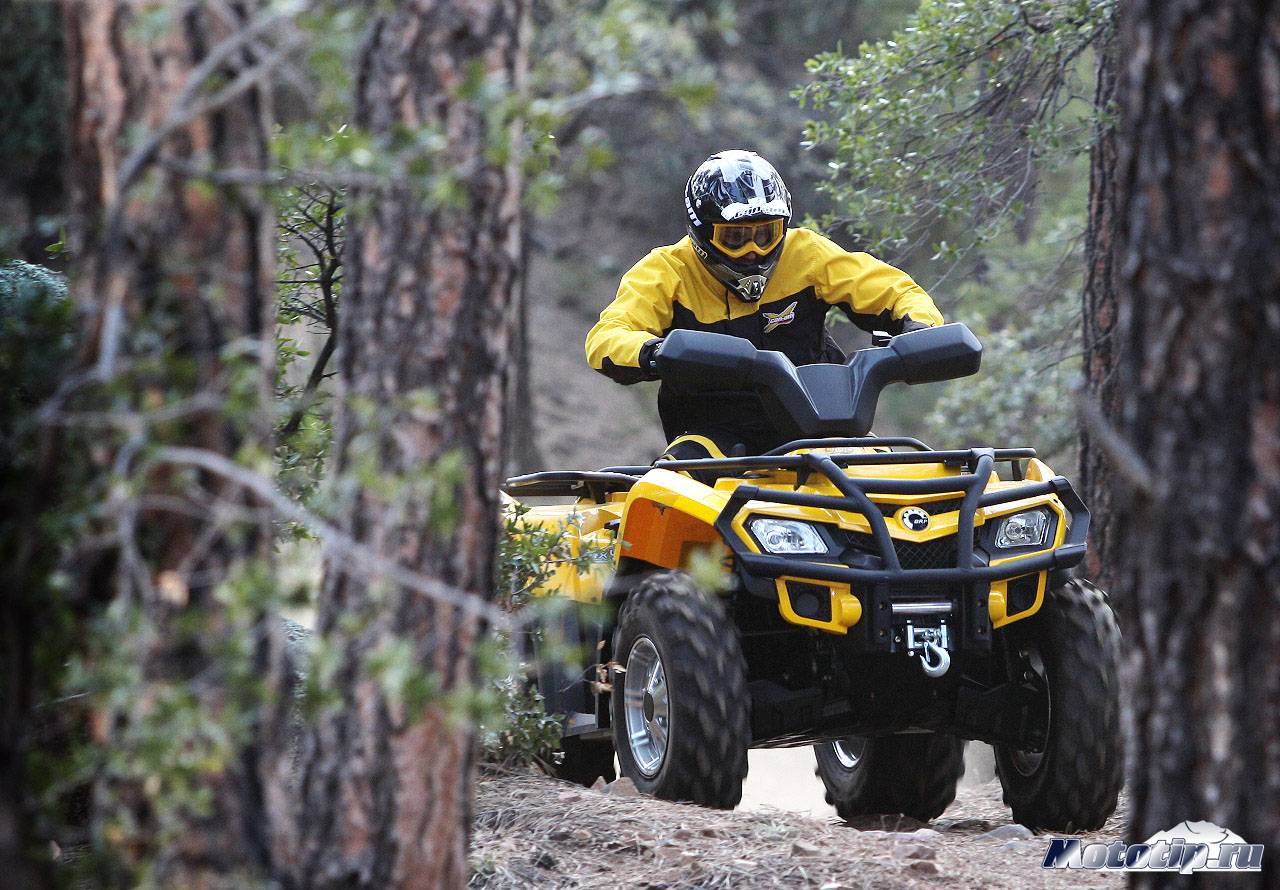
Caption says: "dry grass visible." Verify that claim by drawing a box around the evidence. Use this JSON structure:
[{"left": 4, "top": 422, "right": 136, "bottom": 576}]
[{"left": 470, "top": 769, "right": 1126, "bottom": 890}]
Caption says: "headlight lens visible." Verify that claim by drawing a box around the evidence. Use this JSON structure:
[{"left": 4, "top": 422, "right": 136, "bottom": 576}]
[
  {"left": 994, "top": 509, "right": 1052, "bottom": 549},
  {"left": 748, "top": 517, "right": 829, "bottom": 554}
]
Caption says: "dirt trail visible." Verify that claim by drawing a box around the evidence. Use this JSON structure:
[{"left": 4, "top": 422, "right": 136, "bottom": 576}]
[{"left": 471, "top": 770, "right": 1125, "bottom": 889}]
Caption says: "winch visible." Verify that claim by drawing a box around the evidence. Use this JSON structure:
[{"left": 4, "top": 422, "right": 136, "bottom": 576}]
[{"left": 905, "top": 621, "right": 951, "bottom": 678}]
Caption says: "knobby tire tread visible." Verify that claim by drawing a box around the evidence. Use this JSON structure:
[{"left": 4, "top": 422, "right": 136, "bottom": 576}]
[
  {"left": 613, "top": 572, "right": 750, "bottom": 809},
  {"left": 996, "top": 578, "right": 1124, "bottom": 832}
]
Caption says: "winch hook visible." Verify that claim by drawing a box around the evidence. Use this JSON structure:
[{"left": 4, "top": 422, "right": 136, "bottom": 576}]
[{"left": 919, "top": 640, "right": 951, "bottom": 678}]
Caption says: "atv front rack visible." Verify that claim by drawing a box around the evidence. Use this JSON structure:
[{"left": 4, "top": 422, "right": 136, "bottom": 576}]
[{"left": 651, "top": 442, "right": 1089, "bottom": 586}]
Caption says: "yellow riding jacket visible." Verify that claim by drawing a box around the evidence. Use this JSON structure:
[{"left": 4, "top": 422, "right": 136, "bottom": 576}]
[{"left": 584, "top": 227, "right": 943, "bottom": 448}]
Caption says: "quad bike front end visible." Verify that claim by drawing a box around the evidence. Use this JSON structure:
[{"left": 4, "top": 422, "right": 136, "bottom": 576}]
[{"left": 684, "top": 442, "right": 1087, "bottom": 665}]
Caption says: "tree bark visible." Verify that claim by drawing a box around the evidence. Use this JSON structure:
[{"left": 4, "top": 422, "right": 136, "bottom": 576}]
[
  {"left": 0, "top": 2, "right": 67, "bottom": 263},
  {"left": 62, "top": 0, "right": 279, "bottom": 882},
  {"left": 506, "top": 222, "right": 543, "bottom": 472},
  {"left": 1079, "top": 18, "right": 1118, "bottom": 592},
  {"left": 292, "top": 2, "right": 527, "bottom": 888},
  {"left": 1111, "top": 1, "right": 1280, "bottom": 880}
]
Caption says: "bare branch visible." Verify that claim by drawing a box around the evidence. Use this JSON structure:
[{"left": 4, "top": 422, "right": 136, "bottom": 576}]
[
  {"left": 1076, "top": 393, "right": 1155, "bottom": 495},
  {"left": 146, "top": 446, "right": 510, "bottom": 628},
  {"left": 113, "top": 9, "right": 298, "bottom": 202}
]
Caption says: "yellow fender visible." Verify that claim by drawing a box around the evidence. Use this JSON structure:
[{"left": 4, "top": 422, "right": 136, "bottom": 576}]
[{"left": 618, "top": 469, "right": 730, "bottom": 570}]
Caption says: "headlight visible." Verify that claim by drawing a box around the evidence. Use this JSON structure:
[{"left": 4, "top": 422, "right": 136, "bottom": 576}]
[
  {"left": 994, "top": 509, "right": 1052, "bottom": 549},
  {"left": 748, "top": 517, "right": 829, "bottom": 554}
]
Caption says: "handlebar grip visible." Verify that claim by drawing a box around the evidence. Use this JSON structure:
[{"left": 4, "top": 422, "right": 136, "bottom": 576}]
[{"left": 655, "top": 329, "right": 757, "bottom": 390}]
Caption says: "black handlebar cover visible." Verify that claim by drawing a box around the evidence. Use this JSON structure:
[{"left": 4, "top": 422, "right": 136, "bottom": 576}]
[{"left": 654, "top": 323, "right": 982, "bottom": 440}]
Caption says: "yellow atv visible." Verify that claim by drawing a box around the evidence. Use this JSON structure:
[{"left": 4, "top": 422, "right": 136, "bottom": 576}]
[{"left": 504, "top": 324, "right": 1122, "bottom": 831}]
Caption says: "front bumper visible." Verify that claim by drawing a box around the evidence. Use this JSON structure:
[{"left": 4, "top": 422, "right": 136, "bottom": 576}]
[{"left": 658, "top": 445, "right": 1089, "bottom": 651}]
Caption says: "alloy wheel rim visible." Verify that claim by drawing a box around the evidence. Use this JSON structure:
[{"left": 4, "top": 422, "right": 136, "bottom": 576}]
[{"left": 623, "top": 636, "right": 670, "bottom": 777}]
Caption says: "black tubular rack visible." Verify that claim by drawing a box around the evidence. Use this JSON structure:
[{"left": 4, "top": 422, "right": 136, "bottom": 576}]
[
  {"left": 503, "top": 436, "right": 1089, "bottom": 585},
  {"left": 652, "top": 441, "right": 1088, "bottom": 585}
]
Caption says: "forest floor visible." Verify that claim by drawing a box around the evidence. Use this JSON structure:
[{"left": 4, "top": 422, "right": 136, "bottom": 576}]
[{"left": 469, "top": 769, "right": 1126, "bottom": 890}]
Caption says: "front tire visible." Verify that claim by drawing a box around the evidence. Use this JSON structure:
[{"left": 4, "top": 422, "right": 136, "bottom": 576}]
[
  {"left": 814, "top": 733, "right": 965, "bottom": 823},
  {"left": 611, "top": 572, "right": 750, "bottom": 809},
  {"left": 994, "top": 578, "right": 1123, "bottom": 832}
]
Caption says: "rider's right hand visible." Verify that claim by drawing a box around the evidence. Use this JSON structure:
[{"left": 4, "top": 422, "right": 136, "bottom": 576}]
[{"left": 639, "top": 338, "right": 664, "bottom": 378}]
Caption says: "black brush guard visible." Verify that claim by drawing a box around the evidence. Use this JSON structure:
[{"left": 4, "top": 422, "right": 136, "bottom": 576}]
[
  {"left": 652, "top": 439, "right": 1089, "bottom": 653},
  {"left": 653, "top": 438, "right": 1082, "bottom": 745}
]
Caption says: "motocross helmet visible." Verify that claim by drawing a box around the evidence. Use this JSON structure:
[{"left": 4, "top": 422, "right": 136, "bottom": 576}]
[{"left": 684, "top": 150, "right": 792, "bottom": 302}]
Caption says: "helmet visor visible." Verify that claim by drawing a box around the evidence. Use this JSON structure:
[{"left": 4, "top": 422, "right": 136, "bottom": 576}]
[{"left": 710, "top": 218, "right": 785, "bottom": 259}]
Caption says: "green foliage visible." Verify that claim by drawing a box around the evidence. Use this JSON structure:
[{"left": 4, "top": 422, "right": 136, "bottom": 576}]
[
  {"left": 0, "top": 261, "right": 79, "bottom": 822},
  {"left": 0, "top": 4, "right": 66, "bottom": 254},
  {"left": 485, "top": 503, "right": 615, "bottom": 766},
  {"left": 919, "top": 247, "right": 1082, "bottom": 457},
  {"left": 55, "top": 566, "right": 290, "bottom": 887},
  {"left": 526, "top": 0, "right": 718, "bottom": 213},
  {"left": 800, "top": 0, "right": 1110, "bottom": 264},
  {"left": 498, "top": 502, "right": 573, "bottom": 608},
  {"left": 0, "top": 261, "right": 71, "bottom": 411},
  {"left": 877, "top": 151, "right": 1089, "bottom": 464},
  {"left": 532, "top": 0, "right": 713, "bottom": 110},
  {"left": 477, "top": 678, "right": 563, "bottom": 769},
  {"left": 687, "top": 546, "right": 731, "bottom": 594},
  {"left": 0, "top": 6, "right": 64, "bottom": 162},
  {"left": 276, "top": 184, "right": 343, "bottom": 512},
  {"left": 497, "top": 501, "right": 613, "bottom": 608}
]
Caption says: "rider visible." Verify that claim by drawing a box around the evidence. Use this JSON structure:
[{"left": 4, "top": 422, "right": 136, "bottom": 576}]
[{"left": 584, "top": 150, "right": 944, "bottom": 456}]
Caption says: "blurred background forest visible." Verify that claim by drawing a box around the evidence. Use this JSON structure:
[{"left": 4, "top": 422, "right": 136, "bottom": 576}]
[
  {"left": 1, "top": 0, "right": 1100, "bottom": 478},
  {"left": 5, "top": 0, "right": 1278, "bottom": 888},
  {"left": 0, "top": 0, "right": 1115, "bottom": 882},
  {"left": 519, "top": 0, "right": 1102, "bottom": 474}
]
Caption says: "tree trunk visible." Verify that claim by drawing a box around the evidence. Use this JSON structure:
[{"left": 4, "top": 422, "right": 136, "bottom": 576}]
[
  {"left": 62, "top": 0, "right": 279, "bottom": 882},
  {"left": 0, "top": 2, "right": 66, "bottom": 264},
  {"left": 1111, "top": 1, "right": 1280, "bottom": 880},
  {"left": 1079, "top": 18, "right": 1118, "bottom": 592},
  {"left": 506, "top": 222, "right": 543, "bottom": 472},
  {"left": 292, "top": 2, "right": 527, "bottom": 888}
]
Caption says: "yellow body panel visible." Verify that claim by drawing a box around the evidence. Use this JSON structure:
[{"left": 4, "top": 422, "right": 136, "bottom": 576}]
[
  {"left": 986, "top": 493, "right": 1068, "bottom": 628},
  {"left": 511, "top": 450, "right": 1068, "bottom": 629},
  {"left": 513, "top": 498, "right": 625, "bottom": 604},
  {"left": 617, "top": 470, "right": 731, "bottom": 570},
  {"left": 775, "top": 577, "right": 862, "bottom": 634}
]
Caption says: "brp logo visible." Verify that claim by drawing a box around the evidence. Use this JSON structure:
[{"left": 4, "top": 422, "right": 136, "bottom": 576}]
[{"left": 898, "top": 507, "right": 930, "bottom": 532}]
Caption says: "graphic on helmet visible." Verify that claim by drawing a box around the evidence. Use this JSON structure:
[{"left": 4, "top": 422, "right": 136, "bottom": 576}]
[{"left": 685, "top": 150, "right": 792, "bottom": 302}]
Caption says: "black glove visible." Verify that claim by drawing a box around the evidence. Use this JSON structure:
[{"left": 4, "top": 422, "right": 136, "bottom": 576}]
[
  {"left": 899, "top": 316, "right": 935, "bottom": 334},
  {"left": 638, "top": 338, "right": 664, "bottom": 378}
]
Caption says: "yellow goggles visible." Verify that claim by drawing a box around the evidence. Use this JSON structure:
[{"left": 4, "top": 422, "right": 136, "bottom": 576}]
[{"left": 710, "top": 218, "right": 786, "bottom": 259}]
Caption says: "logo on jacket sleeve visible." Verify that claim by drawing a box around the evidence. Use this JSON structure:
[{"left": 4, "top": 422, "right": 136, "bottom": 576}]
[{"left": 762, "top": 300, "right": 798, "bottom": 333}]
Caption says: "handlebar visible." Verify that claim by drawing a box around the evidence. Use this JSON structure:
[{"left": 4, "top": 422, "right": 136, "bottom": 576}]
[{"left": 651, "top": 323, "right": 982, "bottom": 440}]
